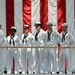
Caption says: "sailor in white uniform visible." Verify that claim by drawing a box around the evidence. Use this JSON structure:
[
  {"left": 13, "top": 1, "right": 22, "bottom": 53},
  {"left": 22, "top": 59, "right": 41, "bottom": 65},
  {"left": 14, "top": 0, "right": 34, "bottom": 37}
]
[
  {"left": 0, "top": 24, "right": 6, "bottom": 74},
  {"left": 59, "top": 23, "right": 74, "bottom": 74},
  {"left": 21, "top": 25, "right": 34, "bottom": 74},
  {"left": 33, "top": 22, "right": 46, "bottom": 74},
  {"left": 45, "top": 22, "right": 59, "bottom": 74},
  {"left": 7, "top": 27, "right": 20, "bottom": 74},
  {"left": 71, "top": 20, "right": 75, "bottom": 74}
]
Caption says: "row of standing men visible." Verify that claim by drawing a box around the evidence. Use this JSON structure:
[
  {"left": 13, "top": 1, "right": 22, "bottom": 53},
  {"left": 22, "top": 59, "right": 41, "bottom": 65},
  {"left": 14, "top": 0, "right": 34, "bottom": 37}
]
[{"left": 0, "top": 21, "right": 75, "bottom": 74}]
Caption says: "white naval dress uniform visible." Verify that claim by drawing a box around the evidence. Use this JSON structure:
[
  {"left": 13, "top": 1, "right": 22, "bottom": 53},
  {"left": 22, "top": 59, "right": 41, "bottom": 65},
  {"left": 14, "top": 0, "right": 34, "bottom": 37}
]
[
  {"left": 59, "top": 32, "right": 74, "bottom": 74},
  {"left": 45, "top": 29, "right": 59, "bottom": 74},
  {"left": 21, "top": 32, "right": 34, "bottom": 74},
  {"left": 7, "top": 34, "right": 20, "bottom": 74},
  {"left": 0, "top": 29, "right": 6, "bottom": 73},
  {"left": 33, "top": 29, "right": 46, "bottom": 74},
  {"left": 71, "top": 30, "right": 75, "bottom": 73}
]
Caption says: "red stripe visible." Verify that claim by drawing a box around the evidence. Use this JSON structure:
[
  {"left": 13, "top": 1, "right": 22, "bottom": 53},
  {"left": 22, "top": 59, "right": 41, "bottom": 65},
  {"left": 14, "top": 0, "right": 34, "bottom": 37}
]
[
  {"left": 22, "top": 0, "right": 32, "bottom": 32},
  {"left": 40, "top": 0, "right": 48, "bottom": 31},
  {"left": 57, "top": 0, "right": 66, "bottom": 33},
  {"left": 6, "top": 0, "right": 15, "bottom": 73},
  {"left": 6, "top": 0, "right": 14, "bottom": 36}
]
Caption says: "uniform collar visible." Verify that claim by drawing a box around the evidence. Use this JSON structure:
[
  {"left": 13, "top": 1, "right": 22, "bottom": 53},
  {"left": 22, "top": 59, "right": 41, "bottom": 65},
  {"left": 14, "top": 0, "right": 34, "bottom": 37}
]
[
  {"left": 62, "top": 31, "right": 67, "bottom": 34},
  {"left": 36, "top": 29, "right": 41, "bottom": 33},
  {"left": 48, "top": 29, "right": 53, "bottom": 33}
]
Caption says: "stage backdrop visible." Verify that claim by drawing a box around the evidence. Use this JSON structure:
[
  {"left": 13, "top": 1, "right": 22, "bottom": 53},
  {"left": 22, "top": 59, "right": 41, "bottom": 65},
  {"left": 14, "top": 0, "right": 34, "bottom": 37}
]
[
  {"left": 0, "top": 0, "right": 75, "bottom": 37},
  {"left": 0, "top": 0, "right": 75, "bottom": 71}
]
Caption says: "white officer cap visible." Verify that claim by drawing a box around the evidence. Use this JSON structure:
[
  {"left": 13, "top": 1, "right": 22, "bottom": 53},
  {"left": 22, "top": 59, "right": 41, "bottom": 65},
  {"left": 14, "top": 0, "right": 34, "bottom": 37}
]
[
  {"left": 46, "top": 21, "right": 53, "bottom": 26},
  {"left": 11, "top": 26, "right": 17, "bottom": 32},
  {"left": 62, "top": 23, "right": 68, "bottom": 27},
  {"left": 34, "top": 22, "right": 41, "bottom": 26},
  {"left": 24, "top": 25, "right": 29, "bottom": 29}
]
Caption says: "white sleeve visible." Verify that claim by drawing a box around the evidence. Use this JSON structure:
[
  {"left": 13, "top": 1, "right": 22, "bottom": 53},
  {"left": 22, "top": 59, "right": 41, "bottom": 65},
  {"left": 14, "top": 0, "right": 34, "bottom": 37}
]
[
  {"left": 0, "top": 33, "right": 5, "bottom": 45},
  {"left": 58, "top": 34, "right": 61, "bottom": 44},
  {"left": 21, "top": 35, "right": 24, "bottom": 45},
  {"left": 6, "top": 37, "right": 9, "bottom": 46},
  {"left": 69, "top": 33, "right": 74, "bottom": 46},
  {"left": 31, "top": 34, "right": 34, "bottom": 46},
  {"left": 38, "top": 32, "right": 46, "bottom": 46},
  {"left": 55, "top": 31, "right": 59, "bottom": 44}
]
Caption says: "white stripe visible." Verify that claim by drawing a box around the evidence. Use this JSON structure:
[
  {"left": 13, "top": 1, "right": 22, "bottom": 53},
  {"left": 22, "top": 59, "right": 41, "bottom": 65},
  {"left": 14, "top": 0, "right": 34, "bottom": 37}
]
[
  {"left": 48, "top": 0, "right": 57, "bottom": 30},
  {"left": 14, "top": 0, "right": 23, "bottom": 38},
  {"left": 32, "top": 0, "right": 40, "bottom": 33},
  {"left": 0, "top": 0, "right": 6, "bottom": 36},
  {"left": 66, "top": 0, "right": 74, "bottom": 33}
]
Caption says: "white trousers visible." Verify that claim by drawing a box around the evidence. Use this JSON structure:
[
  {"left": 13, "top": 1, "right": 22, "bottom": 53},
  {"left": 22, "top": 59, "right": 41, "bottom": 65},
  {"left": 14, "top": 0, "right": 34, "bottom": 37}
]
[
  {"left": 35, "top": 48, "right": 45, "bottom": 74},
  {"left": 22, "top": 48, "right": 32, "bottom": 74},
  {"left": 0, "top": 48, "right": 5, "bottom": 73},
  {"left": 45, "top": 48, "right": 57, "bottom": 73},
  {"left": 71, "top": 48, "right": 75, "bottom": 73},
  {"left": 59, "top": 48, "right": 71, "bottom": 74},
  {"left": 7, "top": 49, "right": 19, "bottom": 74}
]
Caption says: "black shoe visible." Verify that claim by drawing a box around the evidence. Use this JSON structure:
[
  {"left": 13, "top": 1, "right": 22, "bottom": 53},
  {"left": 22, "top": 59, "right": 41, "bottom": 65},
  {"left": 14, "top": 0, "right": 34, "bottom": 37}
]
[
  {"left": 27, "top": 70, "right": 29, "bottom": 74},
  {"left": 33, "top": 72, "right": 35, "bottom": 74},
  {"left": 65, "top": 71, "right": 67, "bottom": 74},
  {"left": 56, "top": 71, "right": 59, "bottom": 74},
  {"left": 50, "top": 72, "right": 52, "bottom": 74},
  {"left": 4, "top": 70, "right": 7, "bottom": 74},
  {"left": 19, "top": 71, "right": 22, "bottom": 74}
]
